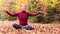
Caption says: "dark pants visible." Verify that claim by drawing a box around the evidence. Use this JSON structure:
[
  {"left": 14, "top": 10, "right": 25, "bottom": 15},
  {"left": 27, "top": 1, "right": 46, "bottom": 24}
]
[
  {"left": 12, "top": 24, "right": 22, "bottom": 29},
  {"left": 12, "top": 24, "right": 34, "bottom": 30}
]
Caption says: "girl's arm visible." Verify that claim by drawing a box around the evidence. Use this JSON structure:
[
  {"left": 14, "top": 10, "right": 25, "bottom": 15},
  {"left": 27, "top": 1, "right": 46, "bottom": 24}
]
[
  {"left": 3, "top": 10, "right": 18, "bottom": 17},
  {"left": 28, "top": 11, "right": 43, "bottom": 16}
]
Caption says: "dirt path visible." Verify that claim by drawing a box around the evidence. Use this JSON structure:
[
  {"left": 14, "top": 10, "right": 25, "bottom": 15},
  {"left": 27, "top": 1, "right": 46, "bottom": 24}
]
[{"left": 0, "top": 21, "right": 60, "bottom": 34}]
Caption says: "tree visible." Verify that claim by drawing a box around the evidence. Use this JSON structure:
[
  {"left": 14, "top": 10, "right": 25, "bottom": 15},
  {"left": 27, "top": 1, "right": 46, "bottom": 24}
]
[
  {"left": 0, "top": 0, "right": 17, "bottom": 21},
  {"left": 28, "top": 0, "right": 41, "bottom": 22}
]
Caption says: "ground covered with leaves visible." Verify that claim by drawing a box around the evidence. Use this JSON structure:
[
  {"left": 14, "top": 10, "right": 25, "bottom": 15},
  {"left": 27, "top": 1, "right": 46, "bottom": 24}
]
[{"left": 0, "top": 21, "right": 60, "bottom": 34}]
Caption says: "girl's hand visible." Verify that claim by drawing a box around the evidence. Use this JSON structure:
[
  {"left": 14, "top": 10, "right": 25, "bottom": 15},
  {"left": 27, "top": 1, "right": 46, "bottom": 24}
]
[
  {"left": 38, "top": 11, "right": 44, "bottom": 14},
  {"left": 3, "top": 10, "right": 8, "bottom": 12}
]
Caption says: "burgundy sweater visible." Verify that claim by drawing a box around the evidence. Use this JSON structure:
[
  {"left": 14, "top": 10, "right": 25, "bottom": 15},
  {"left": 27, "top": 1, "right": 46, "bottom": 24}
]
[{"left": 6, "top": 11, "right": 40, "bottom": 26}]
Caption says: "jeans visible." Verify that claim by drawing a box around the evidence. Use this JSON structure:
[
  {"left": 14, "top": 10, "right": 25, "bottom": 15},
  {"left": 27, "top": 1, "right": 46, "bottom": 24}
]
[
  {"left": 12, "top": 24, "right": 22, "bottom": 29},
  {"left": 12, "top": 24, "right": 34, "bottom": 30}
]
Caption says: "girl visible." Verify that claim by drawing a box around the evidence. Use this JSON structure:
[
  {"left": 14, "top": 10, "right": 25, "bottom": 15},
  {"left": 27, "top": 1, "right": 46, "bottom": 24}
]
[{"left": 3, "top": 4, "right": 43, "bottom": 30}]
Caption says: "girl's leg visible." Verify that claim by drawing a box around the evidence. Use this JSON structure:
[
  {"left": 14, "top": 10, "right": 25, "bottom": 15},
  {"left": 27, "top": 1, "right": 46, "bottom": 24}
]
[
  {"left": 12, "top": 24, "right": 22, "bottom": 29},
  {"left": 25, "top": 25, "right": 34, "bottom": 30}
]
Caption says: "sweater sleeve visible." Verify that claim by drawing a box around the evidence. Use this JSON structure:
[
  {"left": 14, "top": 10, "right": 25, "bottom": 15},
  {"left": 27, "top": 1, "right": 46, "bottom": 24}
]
[
  {"left": 28, "top": 12, "right": 41, "bottom": 16},
  {"left": 6, "top": 11, "right": 19, "bottom": 17}
]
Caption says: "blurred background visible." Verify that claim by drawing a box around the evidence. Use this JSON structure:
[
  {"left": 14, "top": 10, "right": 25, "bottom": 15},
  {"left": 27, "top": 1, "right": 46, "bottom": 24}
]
[{"left": 0, "top": 0, "right": 60, "bottom": 23}]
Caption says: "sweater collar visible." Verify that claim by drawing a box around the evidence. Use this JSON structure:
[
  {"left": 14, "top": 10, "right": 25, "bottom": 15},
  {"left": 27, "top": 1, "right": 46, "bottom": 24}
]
[{"left": 22, "top": 11, "right": 26, "bottom": 13}]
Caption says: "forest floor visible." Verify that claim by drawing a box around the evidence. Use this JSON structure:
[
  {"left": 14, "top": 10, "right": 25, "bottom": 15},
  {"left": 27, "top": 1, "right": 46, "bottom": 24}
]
[{"left": 0, "top": 21, "right": 60, "bottom": 34}]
